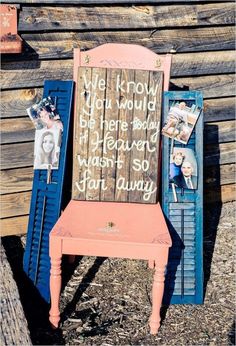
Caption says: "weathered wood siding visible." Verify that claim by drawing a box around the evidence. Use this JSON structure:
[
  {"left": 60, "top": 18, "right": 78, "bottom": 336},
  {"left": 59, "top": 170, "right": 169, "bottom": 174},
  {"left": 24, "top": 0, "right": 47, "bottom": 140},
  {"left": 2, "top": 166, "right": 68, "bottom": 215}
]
[{"left": 1, "top": 0, "right": 235, "bottom": 236}]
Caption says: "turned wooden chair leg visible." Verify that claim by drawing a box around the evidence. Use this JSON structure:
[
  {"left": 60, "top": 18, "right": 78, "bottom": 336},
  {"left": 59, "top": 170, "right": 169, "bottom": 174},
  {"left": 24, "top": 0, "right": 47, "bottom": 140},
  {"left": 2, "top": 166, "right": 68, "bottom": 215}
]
[
  {"left": 149, "top": 256, "right": 167, "bottom": 335},
  {"left": 49, "top": 256, "right": 62, "bottom": 328}
]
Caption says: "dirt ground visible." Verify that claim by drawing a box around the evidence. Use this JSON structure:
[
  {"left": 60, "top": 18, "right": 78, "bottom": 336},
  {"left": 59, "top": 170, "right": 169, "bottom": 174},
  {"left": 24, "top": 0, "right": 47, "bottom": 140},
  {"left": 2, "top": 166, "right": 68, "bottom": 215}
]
[{"left": 2, "top": 201, "right": 235, "bottom": 345}]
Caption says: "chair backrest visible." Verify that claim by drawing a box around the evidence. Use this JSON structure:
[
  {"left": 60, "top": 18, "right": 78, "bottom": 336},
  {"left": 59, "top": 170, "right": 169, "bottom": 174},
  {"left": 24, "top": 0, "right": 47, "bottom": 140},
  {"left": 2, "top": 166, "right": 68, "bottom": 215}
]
[
  {"left": 74, "top": 44, "right": 171, "bottom": 91},
  {"left": 72, "top": 44, "right": 171, "bottom": 204}
]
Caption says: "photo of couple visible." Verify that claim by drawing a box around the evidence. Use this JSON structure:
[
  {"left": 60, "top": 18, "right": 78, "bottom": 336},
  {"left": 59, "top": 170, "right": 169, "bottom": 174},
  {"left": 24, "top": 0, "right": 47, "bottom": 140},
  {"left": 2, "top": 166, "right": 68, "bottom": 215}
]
[
  {"left": 169, "top": 148, "right": 198, "bottom": 190},
  {"left": 162, "top": 101, "right": 201, "bottom": 144},
  {"left": 27, "top": 96, "right": 63, "bottom": 131}
]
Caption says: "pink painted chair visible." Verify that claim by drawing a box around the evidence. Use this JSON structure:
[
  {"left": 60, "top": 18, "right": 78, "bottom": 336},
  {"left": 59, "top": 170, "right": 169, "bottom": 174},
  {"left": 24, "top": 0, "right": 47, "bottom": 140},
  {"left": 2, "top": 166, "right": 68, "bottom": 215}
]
[{"left": 49, "top": 44, "right": 172, "bottom": 335}]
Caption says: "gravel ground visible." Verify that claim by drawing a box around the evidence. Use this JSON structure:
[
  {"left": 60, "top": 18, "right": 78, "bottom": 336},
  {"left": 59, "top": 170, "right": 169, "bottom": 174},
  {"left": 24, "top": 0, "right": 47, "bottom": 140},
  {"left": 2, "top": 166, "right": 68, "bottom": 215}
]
[{"left": 2, "top": 201, "right": 235, "bottom": 345}]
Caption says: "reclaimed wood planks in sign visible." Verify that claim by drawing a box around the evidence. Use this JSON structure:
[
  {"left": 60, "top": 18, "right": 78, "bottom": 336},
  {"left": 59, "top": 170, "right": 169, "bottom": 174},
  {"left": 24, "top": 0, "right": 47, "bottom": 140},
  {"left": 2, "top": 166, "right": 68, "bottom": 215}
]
[{"left": 72, "top": 67, "right": 163, "bottom": 204}]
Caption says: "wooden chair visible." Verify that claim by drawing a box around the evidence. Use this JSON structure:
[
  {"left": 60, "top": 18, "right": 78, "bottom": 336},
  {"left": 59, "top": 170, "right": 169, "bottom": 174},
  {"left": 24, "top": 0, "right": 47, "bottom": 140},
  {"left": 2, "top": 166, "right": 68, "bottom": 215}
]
[{"left": 49, "top": 44, "right": 172, "bottom": 334}]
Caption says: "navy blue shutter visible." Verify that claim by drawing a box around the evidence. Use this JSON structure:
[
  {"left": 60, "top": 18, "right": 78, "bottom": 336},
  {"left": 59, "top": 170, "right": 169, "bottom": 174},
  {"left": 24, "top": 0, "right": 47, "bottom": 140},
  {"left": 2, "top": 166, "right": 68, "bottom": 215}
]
[
  {"left": 162, "top": 91, "right": 203, "bottom": 304},
  {"left": 23, "top": 80, "right": 74, "bottom": 302}
]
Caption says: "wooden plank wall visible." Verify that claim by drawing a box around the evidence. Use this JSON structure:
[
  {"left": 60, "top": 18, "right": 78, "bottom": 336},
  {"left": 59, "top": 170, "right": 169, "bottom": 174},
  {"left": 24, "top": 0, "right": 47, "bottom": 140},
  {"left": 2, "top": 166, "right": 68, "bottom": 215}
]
[{"left": 1, "top": 0, "right": 235, "bottom": 236}]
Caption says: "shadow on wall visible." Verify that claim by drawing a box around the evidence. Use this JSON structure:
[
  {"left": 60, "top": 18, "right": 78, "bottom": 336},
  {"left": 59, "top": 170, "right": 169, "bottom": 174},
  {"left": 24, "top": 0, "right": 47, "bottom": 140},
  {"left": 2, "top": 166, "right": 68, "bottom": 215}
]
[
  {"left": 1, "top": 40, "right": 40, "bottom": 66},
  {"left": 203, "top": 124, "right": 222, "bottom": 298},
  {"left": 169, "top": 81, "right": 189, "bottom": 92}
]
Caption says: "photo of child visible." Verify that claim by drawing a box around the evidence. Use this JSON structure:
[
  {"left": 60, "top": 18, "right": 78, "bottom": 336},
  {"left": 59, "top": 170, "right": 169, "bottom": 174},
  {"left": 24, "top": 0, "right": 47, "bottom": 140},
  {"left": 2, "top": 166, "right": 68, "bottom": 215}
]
[
  {"left": 169, "top": 147, "right": 198, "bottom": 190},
  {"left": 162, "top": 101, "right": 201, "bottom": 144},
  {"left": 169, "top": 151, "right": 185, "bottom": 181},
  {"left": 34, "top": 128, "right": 61, "bottom": 170},
  {"left": 27, "top": 97, "right": 63, "bottom": 131}
]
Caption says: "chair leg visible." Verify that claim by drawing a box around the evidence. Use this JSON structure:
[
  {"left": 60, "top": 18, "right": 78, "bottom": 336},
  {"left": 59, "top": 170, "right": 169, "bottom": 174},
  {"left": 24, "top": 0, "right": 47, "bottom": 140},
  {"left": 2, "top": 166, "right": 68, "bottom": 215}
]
[
  {"left": 49, "top": 256, "right": 62, "bottom": 328},
  {"left": 149, "top": 260, "right": 166, "bottom": 335}
]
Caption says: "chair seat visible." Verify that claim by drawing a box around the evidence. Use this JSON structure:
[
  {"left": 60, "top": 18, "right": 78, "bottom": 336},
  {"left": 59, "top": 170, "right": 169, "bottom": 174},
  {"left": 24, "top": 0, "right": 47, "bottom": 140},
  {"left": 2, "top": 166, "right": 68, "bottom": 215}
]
[
  {"left": 50, "top": 200, "right": 171, "bottom": 260},
  {"left": 49, "top": 200, "right": 172, "bottom": 333}
]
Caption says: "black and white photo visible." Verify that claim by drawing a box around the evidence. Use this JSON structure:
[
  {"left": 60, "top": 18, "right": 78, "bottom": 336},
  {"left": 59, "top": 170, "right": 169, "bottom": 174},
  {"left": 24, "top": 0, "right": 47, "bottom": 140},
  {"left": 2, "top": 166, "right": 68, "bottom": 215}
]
[{"left": 34, "top": 128, "right": 61, "bottom": 170}]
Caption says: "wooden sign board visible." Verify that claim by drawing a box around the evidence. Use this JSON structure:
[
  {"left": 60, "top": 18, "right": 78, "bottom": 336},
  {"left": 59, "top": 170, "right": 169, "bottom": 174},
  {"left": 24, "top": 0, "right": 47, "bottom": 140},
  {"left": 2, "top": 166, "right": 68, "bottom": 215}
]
[{"left": 72, "top": 67, "right": 163, "bottom": 204}]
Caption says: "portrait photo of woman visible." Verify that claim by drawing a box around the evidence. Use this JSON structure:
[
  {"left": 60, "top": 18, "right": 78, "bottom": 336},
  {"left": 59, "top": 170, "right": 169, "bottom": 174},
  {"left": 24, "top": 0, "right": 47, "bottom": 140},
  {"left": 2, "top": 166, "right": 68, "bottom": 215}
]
[{"left": 34, "top": 128, "right": 61, "bottom": 170}]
